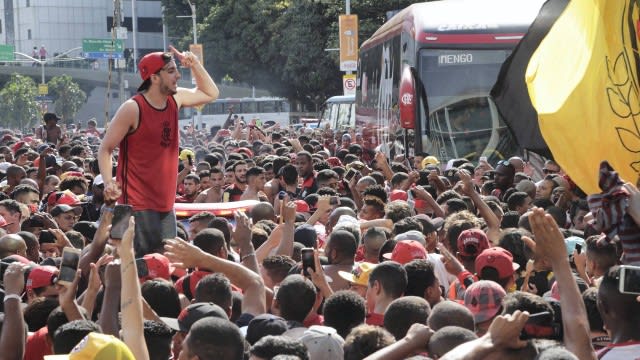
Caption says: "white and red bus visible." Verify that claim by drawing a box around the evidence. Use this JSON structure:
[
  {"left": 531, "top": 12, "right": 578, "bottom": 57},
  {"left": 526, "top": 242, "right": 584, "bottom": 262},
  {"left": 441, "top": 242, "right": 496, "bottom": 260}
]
[{"left": 356, "top": 0, "right": 546, "bottom": 163}]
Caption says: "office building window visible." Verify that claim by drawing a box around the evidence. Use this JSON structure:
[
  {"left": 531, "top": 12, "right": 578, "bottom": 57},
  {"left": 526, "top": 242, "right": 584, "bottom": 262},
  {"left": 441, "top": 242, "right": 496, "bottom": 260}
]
[
  {"left": 27, "top": 29, "right": 31, "bottom": 39},
  {"left": 26, "top": 0, "right": 30, "bottom": 7}
]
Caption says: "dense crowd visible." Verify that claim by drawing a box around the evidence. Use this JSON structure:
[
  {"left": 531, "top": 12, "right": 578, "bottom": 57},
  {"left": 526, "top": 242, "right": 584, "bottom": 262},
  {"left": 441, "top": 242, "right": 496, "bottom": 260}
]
[{"left": 0, "top": 49, "right": 639, "bottom": 360}]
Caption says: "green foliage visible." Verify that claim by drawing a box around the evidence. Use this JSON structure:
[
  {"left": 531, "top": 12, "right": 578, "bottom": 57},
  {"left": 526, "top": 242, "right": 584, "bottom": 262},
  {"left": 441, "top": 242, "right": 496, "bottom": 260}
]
[
  {"left": 47, "top": 75, "right": 87, "bottom": 123},
  {"left": 0, "top": 73, "right": 40, "bottom": 130},
  {"left": 161, "top": 0, "right": 425, "bottom": 108}
]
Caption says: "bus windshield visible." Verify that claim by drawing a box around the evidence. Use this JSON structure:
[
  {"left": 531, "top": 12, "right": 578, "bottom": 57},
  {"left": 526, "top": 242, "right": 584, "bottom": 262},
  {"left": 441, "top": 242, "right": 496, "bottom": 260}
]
[{"left": 419, "top": 49, "right": 515, "bottom": 162}]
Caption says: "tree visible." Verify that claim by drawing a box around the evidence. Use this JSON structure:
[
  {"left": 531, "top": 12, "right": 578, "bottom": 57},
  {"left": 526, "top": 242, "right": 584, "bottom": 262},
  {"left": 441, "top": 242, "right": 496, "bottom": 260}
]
[
  {"left": 161, "top": 0, "right": 424, "bottom": 108},
  {"left": 47, "top": 75, "right": 87, "bottom": 124},
  {"left": 0, "top": 74, "right": 40, "bottom": 131}
]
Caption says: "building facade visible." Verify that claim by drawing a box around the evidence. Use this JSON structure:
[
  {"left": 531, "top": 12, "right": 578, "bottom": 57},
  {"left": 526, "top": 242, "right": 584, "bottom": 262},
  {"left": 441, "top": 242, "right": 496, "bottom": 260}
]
[{"left": 0, "top": 0, "right": 163, "bottom": 62}]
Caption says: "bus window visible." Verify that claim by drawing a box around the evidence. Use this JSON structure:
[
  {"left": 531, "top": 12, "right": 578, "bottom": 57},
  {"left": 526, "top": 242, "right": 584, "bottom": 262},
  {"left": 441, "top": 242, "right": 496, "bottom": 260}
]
[
  {"left": 337, "top": 104, "right": 351, "bottom": 129},
  {"left": 259, "top": 101, "right": 276, "bottom": 113},
  {"left": 420, "top": 49, "right": 513, "bottom": 162},
  {"left": 242, "top": 101, "right": 258, "bottom": 113}
]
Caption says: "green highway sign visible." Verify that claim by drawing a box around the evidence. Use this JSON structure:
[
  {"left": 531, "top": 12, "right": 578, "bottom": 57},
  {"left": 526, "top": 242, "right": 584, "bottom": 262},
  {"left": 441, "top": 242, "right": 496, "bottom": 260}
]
[
  {"left": 82, "top": 39, "right": 124, "bottom": 59},
  {"left": 0, "top": 44, "right": 15, "bottom": 61}
]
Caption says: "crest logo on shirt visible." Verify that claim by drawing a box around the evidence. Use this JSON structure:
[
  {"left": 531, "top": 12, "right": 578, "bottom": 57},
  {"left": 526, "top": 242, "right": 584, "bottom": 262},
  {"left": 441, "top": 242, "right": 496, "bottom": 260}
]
[{"left": 161, "top": 121, "right": 172, "bottom": 147}]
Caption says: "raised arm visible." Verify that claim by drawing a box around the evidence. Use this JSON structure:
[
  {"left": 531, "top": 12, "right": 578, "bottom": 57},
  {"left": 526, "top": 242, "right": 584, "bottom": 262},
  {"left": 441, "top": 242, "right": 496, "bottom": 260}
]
[
  {"left": 459, "top": 170, "right": 501, "bottom": 243},
  {"left": 171, "top": 46, "right": 219, "bottom": 108},
  {"left": 529, "top": 208, "right": 596, "bottom": 360},
  {"left": 274, "top": 201, "right": 296, "bottom": 257},
  {"left": 234, "top": 211, "right": 259, "bottom": 274},
  {"left": 165, "top": 237, "right": 266, "bottom": 316},
  {"left": 374, "top": 151, "right": 394, "bottom": 182},
  {"left": 118, "top": 217, "right": 149, "bottom": 360},
  {"left": 0, "top": 264, "right": 26, "bottom": 360}
]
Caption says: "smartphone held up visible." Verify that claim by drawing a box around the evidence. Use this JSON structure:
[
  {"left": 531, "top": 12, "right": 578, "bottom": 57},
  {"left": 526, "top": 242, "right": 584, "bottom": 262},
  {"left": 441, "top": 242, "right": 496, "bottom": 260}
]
[
  {"left": 58, "top": 247, "right": 81, "bottom": 285},
  {"left": 110, "top": 204, "right": 133, "bottom": 240}
]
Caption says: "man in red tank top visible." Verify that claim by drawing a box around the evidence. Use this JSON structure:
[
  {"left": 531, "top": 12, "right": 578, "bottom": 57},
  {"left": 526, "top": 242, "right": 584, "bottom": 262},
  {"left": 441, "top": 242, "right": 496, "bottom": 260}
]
[{"left": 97, "top": 46, "right": 219, "bottom": 256}]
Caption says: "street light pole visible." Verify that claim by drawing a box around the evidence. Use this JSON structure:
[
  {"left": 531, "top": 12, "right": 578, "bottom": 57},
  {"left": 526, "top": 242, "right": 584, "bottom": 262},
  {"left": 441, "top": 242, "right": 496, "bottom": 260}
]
[
  {"left": 179, "top": 0, "right": 202, "bottom": 129},
  {"left": 14, "top": 47, "right": 82, "bottom": 85}
]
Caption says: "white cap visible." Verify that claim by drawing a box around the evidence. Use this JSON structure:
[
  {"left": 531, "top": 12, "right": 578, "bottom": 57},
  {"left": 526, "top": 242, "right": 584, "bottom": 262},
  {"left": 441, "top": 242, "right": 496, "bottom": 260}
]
[{"left": 300, "top": 325, "right": 345, "bottom": 360}]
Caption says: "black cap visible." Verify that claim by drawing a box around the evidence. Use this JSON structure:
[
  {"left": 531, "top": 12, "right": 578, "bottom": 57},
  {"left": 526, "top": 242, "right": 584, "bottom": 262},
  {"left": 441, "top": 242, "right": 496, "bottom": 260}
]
[
  {"left": 160, "top": 303, "right": 228, "bottom": 333},
  {"left": 245, "top": 314, "right": 289, "bottom": 345}
]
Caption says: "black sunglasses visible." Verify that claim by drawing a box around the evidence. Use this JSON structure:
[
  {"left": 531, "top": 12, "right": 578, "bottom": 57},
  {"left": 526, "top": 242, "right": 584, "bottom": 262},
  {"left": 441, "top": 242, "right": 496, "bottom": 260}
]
[{"left": 497, "top": 160, "right": 513, "bottom": 168}]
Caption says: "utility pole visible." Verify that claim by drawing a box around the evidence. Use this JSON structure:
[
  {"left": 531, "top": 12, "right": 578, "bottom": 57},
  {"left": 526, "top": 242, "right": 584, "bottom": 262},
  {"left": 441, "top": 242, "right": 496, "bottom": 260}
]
[{"left": 114, "top": 0, "right": 125, "bottom": 106}]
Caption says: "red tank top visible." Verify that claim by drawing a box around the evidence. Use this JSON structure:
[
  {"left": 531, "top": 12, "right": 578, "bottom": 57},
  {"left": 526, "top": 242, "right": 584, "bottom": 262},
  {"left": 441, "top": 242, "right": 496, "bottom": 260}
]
[{"left": 116, "top": 94, "right": 179, "bottom": 212}]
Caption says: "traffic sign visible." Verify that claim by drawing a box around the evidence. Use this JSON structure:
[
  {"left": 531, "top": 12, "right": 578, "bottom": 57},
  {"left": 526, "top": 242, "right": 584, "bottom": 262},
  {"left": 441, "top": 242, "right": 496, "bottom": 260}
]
[
  {"left": 343, "top": 74, "right": 356, "bottom": 96},
  {"left": 0, "top": 44, "right": 14, "bottom": 61},
  {"left": 82, "top": 39, "right": 124, "bottom": 59},
  {"left": 38, "top": 84, "right": 48, "bottom": 95},
  {"left": 35, "top": 95, "right": 53, "bottom": 102}
]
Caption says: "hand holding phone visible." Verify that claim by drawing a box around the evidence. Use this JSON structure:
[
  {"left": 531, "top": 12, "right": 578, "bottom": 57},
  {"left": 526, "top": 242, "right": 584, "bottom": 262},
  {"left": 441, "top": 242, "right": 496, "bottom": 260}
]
[
  {"left": 110, "top": 204, "right": 133, "bottom": 240},
  {"left": 58, "top": 247, "right": 81, "bottom": 285},
  {"left": 301, "top": 248, "right": 315, "bottom": 277}
]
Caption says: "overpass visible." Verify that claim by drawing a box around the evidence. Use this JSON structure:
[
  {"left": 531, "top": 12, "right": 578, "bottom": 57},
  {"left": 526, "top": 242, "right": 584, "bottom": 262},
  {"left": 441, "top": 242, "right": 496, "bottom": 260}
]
[{"left": 0, "top": 63, "right": 270, "bottom": 125}]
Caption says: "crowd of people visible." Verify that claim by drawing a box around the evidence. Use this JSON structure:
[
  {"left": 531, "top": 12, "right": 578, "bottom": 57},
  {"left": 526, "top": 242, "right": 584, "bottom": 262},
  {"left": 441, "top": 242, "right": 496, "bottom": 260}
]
[{"left": 0, "top": 48, "right": 639, "bottom": 360}]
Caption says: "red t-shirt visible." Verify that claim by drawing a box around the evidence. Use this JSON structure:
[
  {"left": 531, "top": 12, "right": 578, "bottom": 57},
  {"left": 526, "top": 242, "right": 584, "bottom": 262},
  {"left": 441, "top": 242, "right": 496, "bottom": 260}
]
[
  {"left": 366, "top": 312, "right": 385, "bottom": 326},
  {"left": 24, "top": 326, "right": 52, "bottom": 360},
  {"left": 117, "top": 94, "right": 179, "bottom": 212}
]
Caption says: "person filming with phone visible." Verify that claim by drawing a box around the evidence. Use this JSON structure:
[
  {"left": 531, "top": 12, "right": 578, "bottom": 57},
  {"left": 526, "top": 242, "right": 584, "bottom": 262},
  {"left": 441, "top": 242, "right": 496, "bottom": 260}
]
[{"left": 98, "top": 46, "right": 219, "bottom": 256}]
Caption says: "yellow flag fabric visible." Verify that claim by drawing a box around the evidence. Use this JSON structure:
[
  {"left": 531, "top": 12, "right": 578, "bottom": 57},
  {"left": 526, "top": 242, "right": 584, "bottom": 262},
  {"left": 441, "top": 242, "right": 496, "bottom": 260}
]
[{"left": 526, "top": 0, "right": 640, "bottom": 194}]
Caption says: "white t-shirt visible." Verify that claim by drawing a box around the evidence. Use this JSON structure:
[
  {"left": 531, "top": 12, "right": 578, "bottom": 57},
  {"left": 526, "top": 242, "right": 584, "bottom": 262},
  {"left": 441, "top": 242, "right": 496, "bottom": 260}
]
[
  {"left": 427, "top": 253, "right": 456, "bottom": 290},
  {"left": 597, "top": 342, "right": 640, "bottom": 360}
]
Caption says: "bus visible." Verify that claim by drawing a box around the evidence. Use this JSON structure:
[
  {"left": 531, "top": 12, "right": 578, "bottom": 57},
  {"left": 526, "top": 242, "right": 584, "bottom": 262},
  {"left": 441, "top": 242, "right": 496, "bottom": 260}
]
[
  {"left": 318, "top": 95, "right": 356, "bottom": 130},
  {"left": 179, "top": 97, "right": 291, "bottom": 129},
  {"left": 356, "top": 0, "right": 546, "bottom": 163}
]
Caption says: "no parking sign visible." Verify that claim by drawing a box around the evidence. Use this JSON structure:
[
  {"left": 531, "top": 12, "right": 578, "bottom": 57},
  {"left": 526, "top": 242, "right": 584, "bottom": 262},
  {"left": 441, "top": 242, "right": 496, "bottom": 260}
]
[{"left": 343, "top": 74, "right": 356, "bottom": 96}]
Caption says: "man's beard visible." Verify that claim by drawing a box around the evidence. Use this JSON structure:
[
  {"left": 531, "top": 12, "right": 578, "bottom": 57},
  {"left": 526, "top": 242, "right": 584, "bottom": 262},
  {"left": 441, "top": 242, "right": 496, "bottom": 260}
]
[{"left": 235, "top": 176, "right": 246, "bottom": 184}]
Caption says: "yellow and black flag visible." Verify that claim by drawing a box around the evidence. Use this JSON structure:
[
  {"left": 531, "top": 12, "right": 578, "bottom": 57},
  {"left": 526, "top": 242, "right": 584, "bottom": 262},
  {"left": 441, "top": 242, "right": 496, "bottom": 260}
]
[
  {"left": 491, "top": 0, "right": 569, "bottom": 159},
  {"left": 526, "top": 0, "right": 640, "bottom": 194}
]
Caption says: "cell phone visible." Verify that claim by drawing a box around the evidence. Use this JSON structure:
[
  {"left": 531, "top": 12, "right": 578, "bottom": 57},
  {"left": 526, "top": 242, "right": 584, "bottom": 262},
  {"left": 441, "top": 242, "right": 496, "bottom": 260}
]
[
  {"left": 619, "top": 265, "right": 640, "bottom": 295},
  {"left": 480, "top": 156, "right": 488, "bottom": 162},
  {"left": 136, "top": 258, "right": 149, "bottom": 278},
  {"left": 329, "top": 196, "right": 340, "bottom": 206},
  {"left": 301, "top": 248, "right": 315, "bottom": 277},
  {"left": 344, "top": 168, "right": 359, "bottom": 182},
  {"left": 187, "top": 154, "right": 193, "bottom": 166},
  {"left": 574, "top": 243, "right": 582, "bottom": 254},
  {"left": 278, "top": 191, "right": 287, "bottom": 200},
  {"left": 110, "top": 204, "right": 133, "bottom": 240},
  {"left": 58, "top": 247, "right": 81, "bottom": 285},
  {"left": 520, "top": 311, "right": 561, "bottom": 340}
]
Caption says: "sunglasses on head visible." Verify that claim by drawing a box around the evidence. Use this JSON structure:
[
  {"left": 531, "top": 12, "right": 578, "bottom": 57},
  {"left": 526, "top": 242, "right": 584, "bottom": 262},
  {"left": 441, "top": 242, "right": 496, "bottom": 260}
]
[{"left": 497, "top": 160, "right": 513, "bottom": 167}]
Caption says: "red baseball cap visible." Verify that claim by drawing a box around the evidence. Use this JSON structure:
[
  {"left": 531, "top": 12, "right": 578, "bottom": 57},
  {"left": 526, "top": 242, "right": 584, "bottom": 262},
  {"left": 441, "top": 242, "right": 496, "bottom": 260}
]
[
  {"left": 174, "top": 270, "right": 212, "bottom": 300},
  {"left": 383, "top": 240, "right": 427, "bottom": 264},
  {"left": 294, "top": 200, "right": 310, "bottom": 213},
  {"left": 140, "top": 253, "right": 173, "bottom": 281},
  {"left": 475, "top": 247, "right": 520, "bottom": 279},
  {"left": 47, "top": 190, "right": 84, "bottom": 207},
  {"left": 457, "top": 229, "right": 490, "bottom": 258},
  {"left": 26, "top": 265, "right": 58, "bottom": 291},
  {"left": 464, "top": 280, "right": 506, "bottom": 323},
  {"left": 389, "top": 190, "right": 408, "bottom": 202},
  {"left": 138, "top": 52, "right": 167, "bottom": 81},
  {"left": 11, "top": 141, "right": 26, "bottom": 153}
]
